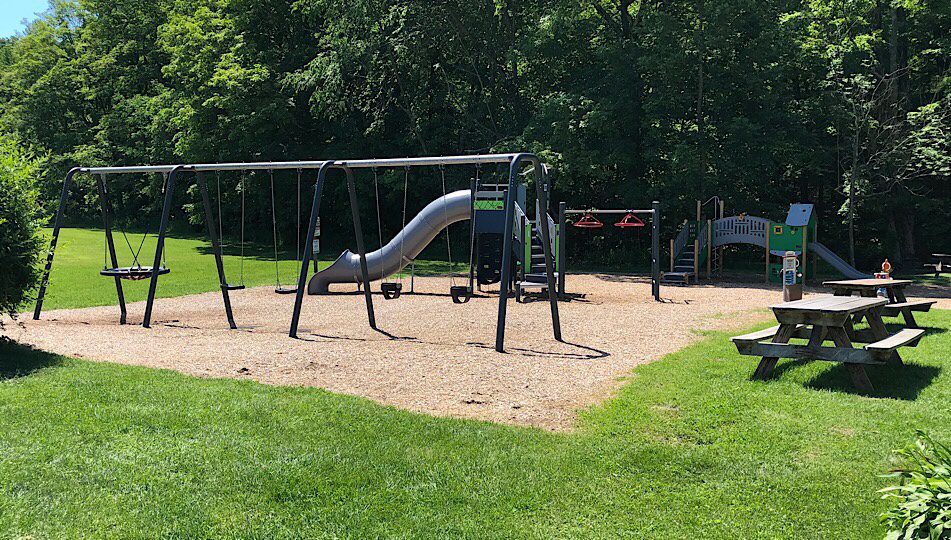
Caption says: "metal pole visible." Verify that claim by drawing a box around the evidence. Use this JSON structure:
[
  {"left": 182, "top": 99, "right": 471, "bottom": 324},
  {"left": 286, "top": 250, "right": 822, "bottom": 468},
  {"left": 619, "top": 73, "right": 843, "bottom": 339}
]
[
  {"left": 34, "top": 168, "right": 78, "bottom": 320},
  {"left": 495, "top": 154, "right": 562, "bottom": 352},
  {"left": 344, "top": 166, "right": 377, "bottom": 329},
  {"left": 289, "top": 162, "right": 330, "bottom": 338},
  {"left": 652, "top": 201, "right": 661, "bottom": 302},
  {"left": 95, "top": 173, "right": 128, "bottom": 324},
  {"left": 496, "top": 161, "right": 518, "bottom": 352},
  {"left": 467, "top": 174, "right": 477, "bottom": 292},
  {"left": 196, "top": 172, "right": 237, "bottom": 329},
  {"left": 558, "top": 201, "right": 567, "bottom": 297},
  {"left": 535, "top": 168, "right": 562, "bottom": 342},
  {"left": 142, "top": 165, "right": 181, "bottom": 328},
  {"left": 75, "top": 154, "right": 521, "bottom": 177}
]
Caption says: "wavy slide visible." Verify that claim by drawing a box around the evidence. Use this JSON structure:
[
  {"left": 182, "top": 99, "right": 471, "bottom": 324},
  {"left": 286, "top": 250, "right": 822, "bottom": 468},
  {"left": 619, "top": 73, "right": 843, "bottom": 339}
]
[
  {"left": 808, "top": 241, "right": 872, "bottom": 279},
  {"left": 307, "top": 189, "right": 472, "bottom": 294}
]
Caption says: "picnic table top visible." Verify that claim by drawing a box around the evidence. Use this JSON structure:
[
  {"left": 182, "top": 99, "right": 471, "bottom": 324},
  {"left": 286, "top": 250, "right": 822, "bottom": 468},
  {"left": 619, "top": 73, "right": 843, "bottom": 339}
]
[
  {"left": 823, "top": 278, "right": 912, "bottom": 288},
  {"left": 770, "top": 295, "right": 887, "bottom": 315}
]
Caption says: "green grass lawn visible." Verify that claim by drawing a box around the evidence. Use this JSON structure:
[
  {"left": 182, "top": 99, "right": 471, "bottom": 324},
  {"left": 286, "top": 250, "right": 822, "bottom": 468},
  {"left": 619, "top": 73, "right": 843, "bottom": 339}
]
[
  {"left": 2, "top": 310, "right": 948, "bottom": 537},
  {"left": 36, "top": 228, "right": 463, "bottom": 310},
  {"left": 4, "top": 227, "right": 949, "bottom": 538}
]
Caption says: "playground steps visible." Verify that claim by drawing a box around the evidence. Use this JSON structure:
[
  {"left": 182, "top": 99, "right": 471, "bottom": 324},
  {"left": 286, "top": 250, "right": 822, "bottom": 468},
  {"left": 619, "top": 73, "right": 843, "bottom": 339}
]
[
  {"left": 667, "top": 248, "right": 698, "bottom": 284},
  {"left": 515, "top": 221, "right": 559, "bottom": 296},
  {"left": 661, "top": 271, "right": 694, "bottom": 285}
]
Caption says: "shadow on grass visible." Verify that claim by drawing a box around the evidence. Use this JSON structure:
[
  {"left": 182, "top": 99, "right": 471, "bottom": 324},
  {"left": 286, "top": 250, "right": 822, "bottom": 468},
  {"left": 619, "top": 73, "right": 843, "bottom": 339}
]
[
  {"left": 805, "top": 362, "right": 941, "bottom": 401},
  {"left": 0, "top": 338, "right": 62, "bottom": 380},
  {"left": 884, "top": 322, "right": 947, "bottom": 337}
]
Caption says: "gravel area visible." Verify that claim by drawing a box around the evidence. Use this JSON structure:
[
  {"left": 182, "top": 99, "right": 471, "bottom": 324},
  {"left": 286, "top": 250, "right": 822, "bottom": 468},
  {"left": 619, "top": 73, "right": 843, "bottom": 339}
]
[{"left": 5, "top": 275, "right": 947, "bottom": 430}]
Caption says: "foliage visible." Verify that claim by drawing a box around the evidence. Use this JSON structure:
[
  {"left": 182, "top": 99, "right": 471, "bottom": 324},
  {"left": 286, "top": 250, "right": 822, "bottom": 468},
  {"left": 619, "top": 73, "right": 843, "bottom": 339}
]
[
  {"left": 0, "top": 134, "right": 44, "bottom": 322},
  {"left": 880, "top": 431, "right": 951, "bottom": 540},
  {"left": 0, "top": 0, "right": 948, "bottom": 268}
]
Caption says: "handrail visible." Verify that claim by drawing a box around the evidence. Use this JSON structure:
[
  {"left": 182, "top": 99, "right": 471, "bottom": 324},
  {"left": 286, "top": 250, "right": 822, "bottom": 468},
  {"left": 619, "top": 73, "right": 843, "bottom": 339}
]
[
  {"left": 697, "top": 220, "right": 710, "bottom": 256},
  {"left": 671, "top": 222, "right": 693, "bottom": 262}
]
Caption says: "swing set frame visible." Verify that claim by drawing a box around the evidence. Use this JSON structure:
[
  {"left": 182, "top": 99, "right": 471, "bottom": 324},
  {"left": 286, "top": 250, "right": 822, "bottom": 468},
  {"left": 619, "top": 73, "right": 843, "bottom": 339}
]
[
  {"left": 559, "top": 204, "right": 662, "bottom": 302},
  {"left": 33, "top": 160, "right": 332, "bottom": 330},
  {"left": 33, "top": 153, "right": 561, "bottom": 353}
]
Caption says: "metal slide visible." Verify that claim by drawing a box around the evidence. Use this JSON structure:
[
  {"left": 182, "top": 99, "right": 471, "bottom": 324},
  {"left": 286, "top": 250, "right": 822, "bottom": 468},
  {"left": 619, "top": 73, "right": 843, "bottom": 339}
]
[
  {"left": 808, "top": 241, "right": 872, "bottom": 279},
  {"left": 307, "top": 189, "right": 473, "bottom": 294}
]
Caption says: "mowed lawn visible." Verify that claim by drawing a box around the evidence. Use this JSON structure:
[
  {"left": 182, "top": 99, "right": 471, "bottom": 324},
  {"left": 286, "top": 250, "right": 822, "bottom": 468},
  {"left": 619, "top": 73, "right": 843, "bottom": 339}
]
[
  {"left": 35, "top": 227, "right": 463, "bottom": 310},
  {"left": 0, "top": 228, "right": 947, "bottom": 538}
]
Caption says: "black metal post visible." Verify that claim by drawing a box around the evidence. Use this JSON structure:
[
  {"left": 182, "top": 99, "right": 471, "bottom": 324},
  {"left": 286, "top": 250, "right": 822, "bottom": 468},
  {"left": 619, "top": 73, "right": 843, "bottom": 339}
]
[
  {"left": 95, "top": 173, "right": 128, "bottom": 324},
  {"left": 142, "top": 165, "right": 181, "bottom": 328},
  {"left": 289, "top": 163, "right": 330, "bottom": 338},
  {"left": 495, "top": 154, "right": 562, "bottom": 352},
  {"left": 196, "top": 172, "right": 237, "bottom": 329},
  {"left": 467, "top": 174, "right": 477, "bottom": 292},
  {"left": 535, "top": 167, "right": 562, "bottom": 342},
  {"left": 344, "top": 166, "right": 377, "bottom": 329},
  {"left": 558, "top": 201, "right": 566, "bottom": 298},
  {"left": 33, "top": 168, "right": 78, "bottom": 320},
  {"left": 652, "top": 200, "right": 661, "bottom": 302}
]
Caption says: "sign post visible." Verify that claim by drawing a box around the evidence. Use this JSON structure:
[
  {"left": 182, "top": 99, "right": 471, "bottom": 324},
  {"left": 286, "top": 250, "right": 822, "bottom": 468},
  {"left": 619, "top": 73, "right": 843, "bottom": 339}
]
[{"left": 782, "top": 250, "right": 802, "bottom": 302}]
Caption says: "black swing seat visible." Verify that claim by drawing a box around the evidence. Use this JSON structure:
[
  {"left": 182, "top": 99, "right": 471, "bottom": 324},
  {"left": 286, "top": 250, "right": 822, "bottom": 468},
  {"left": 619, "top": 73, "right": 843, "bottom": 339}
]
[
  {"left": 100, "top": 266, "right": 170, "bottom": 281},
  {"left": 450, "top": 285, "right": 472, "bottom": 304},
  {"left": 381, "top": 282, "right": 402, "bottom": 300},
  {"left": 223, "top": 283, "right": 246, "bottom": 291},
  {"left": 274, "top": 286, "right": 298, "bottom": 295}
]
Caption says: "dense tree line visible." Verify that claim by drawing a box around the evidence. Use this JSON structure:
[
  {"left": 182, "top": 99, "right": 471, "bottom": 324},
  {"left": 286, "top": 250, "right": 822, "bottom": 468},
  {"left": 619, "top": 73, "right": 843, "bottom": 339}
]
[{"left": 0, "top": 0, "right": 948, "bottom": 269}]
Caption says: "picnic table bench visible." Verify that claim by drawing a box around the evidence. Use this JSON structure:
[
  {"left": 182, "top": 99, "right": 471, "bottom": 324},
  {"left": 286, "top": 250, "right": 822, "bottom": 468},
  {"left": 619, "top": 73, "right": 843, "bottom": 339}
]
[
  {"left": 924, "top": 253, "right": 951, "bottom": 277},
  {"left": 823, "top": 278, "right": 935, "bottom": 329},
  {"left": 732, "top": 295, "right": 924, "bottom": 392}
]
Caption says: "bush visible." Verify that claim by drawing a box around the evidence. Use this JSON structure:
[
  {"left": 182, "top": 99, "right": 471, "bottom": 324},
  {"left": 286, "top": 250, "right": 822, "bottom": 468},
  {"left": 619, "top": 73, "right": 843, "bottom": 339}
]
[
  {"left": 880, "top": 431, "right": 951, "bottom": 540},
  {"left": 0, "top": 134, "right": 43, "bottom": 324}
]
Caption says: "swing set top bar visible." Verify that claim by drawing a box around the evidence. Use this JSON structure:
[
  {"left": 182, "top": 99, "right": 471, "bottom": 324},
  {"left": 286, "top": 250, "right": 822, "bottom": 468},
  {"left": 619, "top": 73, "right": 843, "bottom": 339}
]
[
  {"left": 565, "top": 208, "right": 657, "bottom": 215},
  {"left": 77, "top": 160, "right": 331, "bottom": 175},
  {"left": 76, "top": 153, "right": 526, "bottom": 176}
]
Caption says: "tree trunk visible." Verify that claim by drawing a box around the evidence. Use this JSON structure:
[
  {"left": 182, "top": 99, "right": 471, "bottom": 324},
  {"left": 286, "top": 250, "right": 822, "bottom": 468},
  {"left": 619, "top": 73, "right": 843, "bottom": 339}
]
[
  {"left": 696, "top": 2, "right": 706, "bottom": 199},
  {"left": 848, "top": 124, "right": 859, "bottom": 267},
  {"left": 899, "top": 212, "right": 916, "bottom": 262}
]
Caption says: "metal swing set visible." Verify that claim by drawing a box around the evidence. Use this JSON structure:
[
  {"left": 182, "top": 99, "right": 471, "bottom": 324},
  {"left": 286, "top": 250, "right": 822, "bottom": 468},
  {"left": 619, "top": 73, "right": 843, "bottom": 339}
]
[{"left": 33, "top": 153, "right": 561, "bottom": 352}]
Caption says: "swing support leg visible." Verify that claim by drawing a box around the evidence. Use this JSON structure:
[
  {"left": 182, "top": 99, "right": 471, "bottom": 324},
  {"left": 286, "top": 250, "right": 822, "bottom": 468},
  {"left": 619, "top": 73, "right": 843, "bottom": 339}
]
[
  {"left": 196, "top": 172, "right": 237, "bottom": 329},
  {"left": 95, "top": 173, "right": 128, "bottom": 325},
  {"left": 344, "top": 166, "right": 377, "bottom": 328},
  {"left": 496, "top": 154, "right": 562, "bottom": 352},
  {"left": 143, "top": 165, "right": 180, "bottom": 329},
  {"left": 290, "top": 162, "right": 377, "bottom": 338},
  {"left": 34, "top": 168, "right": 79, "bottom": 321}
]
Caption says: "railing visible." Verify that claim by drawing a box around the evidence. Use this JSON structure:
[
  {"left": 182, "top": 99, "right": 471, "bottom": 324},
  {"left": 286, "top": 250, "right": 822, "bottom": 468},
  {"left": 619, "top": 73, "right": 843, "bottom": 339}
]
[
  {"left": 712, "top": 215, "right": 770, "bottom": 249},
  {"left": 696, "top": 220, "right": 710, "bottom": 266},
  {"left": 545, "top": 212, "right": 557, "bottom": 253},
  {"left": 513, "top": 201, "right": 528, "bottom": 267},
  {"left": 671, "top": 222, "right": 695, "bottom": 262}
]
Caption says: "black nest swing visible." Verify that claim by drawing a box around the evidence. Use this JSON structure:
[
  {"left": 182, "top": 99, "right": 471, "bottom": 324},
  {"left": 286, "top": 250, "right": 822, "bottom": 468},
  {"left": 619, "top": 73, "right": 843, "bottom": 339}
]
[
  {"left": 100, "top": 195, "right": 171, "bottom": 282},
  {"left": 100, "top": 265, "right": 170, "bottom": 280}
]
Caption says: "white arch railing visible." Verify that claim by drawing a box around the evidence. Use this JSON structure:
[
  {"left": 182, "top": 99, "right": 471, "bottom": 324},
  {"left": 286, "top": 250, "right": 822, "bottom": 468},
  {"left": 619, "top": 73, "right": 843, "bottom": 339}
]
[{"left": 712, "top": 215, "right": 770, "bottom": 249}]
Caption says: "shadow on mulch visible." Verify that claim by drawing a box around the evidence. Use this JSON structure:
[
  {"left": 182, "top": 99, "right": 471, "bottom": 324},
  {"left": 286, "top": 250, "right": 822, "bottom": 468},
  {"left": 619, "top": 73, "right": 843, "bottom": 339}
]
[{"left": 0, "top": 337, "right": 63, "bottom": 381}]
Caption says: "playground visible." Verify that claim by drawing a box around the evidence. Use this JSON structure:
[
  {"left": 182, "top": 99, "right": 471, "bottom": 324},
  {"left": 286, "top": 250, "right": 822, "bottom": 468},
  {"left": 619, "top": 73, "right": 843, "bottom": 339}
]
[
  {"left": 0, "top": 152, "right": 947, "bottom": 538},
  {"left": 7, "top": 271, "right": 802, "bottom": 430}
]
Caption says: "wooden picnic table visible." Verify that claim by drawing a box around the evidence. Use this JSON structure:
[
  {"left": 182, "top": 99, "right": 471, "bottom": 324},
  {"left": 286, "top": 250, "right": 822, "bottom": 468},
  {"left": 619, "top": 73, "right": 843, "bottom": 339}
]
[
  {"left": 823, "top": 278, "right": 935, "bottom": 328},
  {"left": 732, "top": 295, "right": 924, "bottom": 392}
]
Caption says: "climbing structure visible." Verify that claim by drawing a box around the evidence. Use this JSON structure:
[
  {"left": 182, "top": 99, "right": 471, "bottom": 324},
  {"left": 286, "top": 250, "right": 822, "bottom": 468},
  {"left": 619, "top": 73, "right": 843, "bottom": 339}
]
[{"left": 664, "top": 202, "right": 870, "bottom": 285}]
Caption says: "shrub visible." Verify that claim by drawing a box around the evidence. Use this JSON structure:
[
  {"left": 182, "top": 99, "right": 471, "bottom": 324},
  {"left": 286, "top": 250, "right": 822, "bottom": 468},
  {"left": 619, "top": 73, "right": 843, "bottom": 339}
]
[
  {"left": 880, "top": 430, "right": 951, "bottom": 540},
  {"left": 0, "top": 134, "right": 43, "bottom": 324}
]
